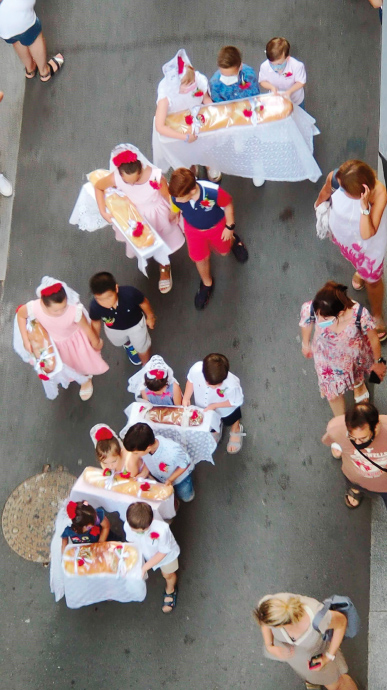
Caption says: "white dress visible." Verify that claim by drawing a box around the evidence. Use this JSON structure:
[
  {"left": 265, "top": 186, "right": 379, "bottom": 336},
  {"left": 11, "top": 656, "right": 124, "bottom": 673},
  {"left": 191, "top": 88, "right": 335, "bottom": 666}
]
[{"left": 330, "top": 189, "right": 387, "bottom": 283}]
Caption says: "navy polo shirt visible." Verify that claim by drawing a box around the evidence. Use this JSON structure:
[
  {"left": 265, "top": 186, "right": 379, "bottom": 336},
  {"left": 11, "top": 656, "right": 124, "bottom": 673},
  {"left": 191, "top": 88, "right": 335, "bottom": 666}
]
[
  {"left": 61, "top": 507, "right": 105, "bottom": 544},
  {"left": 89, "top": 286, "right": 144, "bottom": 330},
  {"left": 172, "top": 181, "right": 232, "bottom": 230}
]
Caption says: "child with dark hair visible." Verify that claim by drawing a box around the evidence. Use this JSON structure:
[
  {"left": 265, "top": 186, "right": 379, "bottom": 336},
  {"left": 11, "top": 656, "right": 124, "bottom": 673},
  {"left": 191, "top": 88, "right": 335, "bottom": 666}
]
[
  {"left": 123, "top": 423, "right": 195, "bottom": 502},
  {"left": 61, "top": 501, "right": 112, "bottom": 552},
  {"left": 124, "top": 502, "right": 180, "bottom": 613},
  {"left": 183, "top": 353, "right": 245, "bottom": 453},
  {"left": 259, "top": 37, "right": 306, "bottom": 108},
  {"left": 94, "top": 144, "right": 184, "bottom": 294},
  {"left": 89, "top": 271, "right": 155, "bottom": 366},
  {"left": 16, "top": 276, "right": 108, "bottom": 400}
]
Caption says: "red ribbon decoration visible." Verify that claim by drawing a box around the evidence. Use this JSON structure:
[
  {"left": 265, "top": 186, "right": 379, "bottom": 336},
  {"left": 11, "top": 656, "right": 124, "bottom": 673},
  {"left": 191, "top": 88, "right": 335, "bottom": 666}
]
[
  {"left": 148, "top": 369, "right": 165, "bottom": 380},
  {"left": 67, "top": 501, "right": 77, "bottom": 519},
  {"left": 95, "top": 427, "right": 113, "bottom": 442},
  {"left": 41, "top": 282, "right": 63, "bottom": 297},
  {"left": 177, "top": 55, "right": 185, "bottom": 74},
  {"left": 112, "top": 150, "right": 138, "bottom": 167}
]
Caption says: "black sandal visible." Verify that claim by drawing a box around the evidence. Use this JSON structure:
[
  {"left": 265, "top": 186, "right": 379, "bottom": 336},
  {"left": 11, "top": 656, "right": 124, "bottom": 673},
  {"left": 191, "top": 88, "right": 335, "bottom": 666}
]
[
  {"left": 344, "top": 487, "right": 364, "bottom": 509},
  {"left": 231, "top": 233, "right": 249, "bottom": 263},
  {"left": 25, "top": 66, "right": 37, "bottom": 79},
  {"left": 40, "top": 53, "right": 64, "bottom": 82},
  {"left": 162, "top": 587, "right": 178, "bottom": 614}
]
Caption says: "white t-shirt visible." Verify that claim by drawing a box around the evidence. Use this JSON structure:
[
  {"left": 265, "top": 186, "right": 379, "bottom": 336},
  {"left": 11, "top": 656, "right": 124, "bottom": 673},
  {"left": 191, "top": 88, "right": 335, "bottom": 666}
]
[
  {"left": 142, "top": 435, "right": 194, "bottom": 485},
  {"left": 0, "top": 0, "right": 36, "bottom": 40},
  {"left": 258, "top": 56, "right": 306, "bottom": 105},
  {"left": 187, "top": 361, "right": 244, "bottom": 418},
  {"left": 124, "top": 518, "right": 180, "bottom": 570}
]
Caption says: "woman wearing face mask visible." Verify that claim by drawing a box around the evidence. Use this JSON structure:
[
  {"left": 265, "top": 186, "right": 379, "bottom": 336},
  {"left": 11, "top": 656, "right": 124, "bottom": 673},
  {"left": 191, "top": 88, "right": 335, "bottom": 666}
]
[
  {"left": 315, "top": 160, "right": 387, "bottom": 340},
  {"left": 300, "top": 281, "right": 386, "bottom": 416}
]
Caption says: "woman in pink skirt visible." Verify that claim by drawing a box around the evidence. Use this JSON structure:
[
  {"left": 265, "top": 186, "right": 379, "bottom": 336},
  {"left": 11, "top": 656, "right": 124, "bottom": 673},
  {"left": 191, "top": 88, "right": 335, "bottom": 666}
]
[
  {"left": 94, "top": 144, "right": 185, "bottom": 294},
  {"left": 16, "top": 276, "right": 108, "bottom": 400},
  {"left": 300, "top": 281, "right": 386, "bottom": 416}
]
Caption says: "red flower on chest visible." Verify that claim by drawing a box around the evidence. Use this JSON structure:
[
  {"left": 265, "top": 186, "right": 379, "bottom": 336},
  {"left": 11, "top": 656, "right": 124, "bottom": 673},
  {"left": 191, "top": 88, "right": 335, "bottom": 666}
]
[
  {"left": 284, "top": 72, "right": 293, "bottom": 77},
  {"left": 239, "top": 81, "right": 251, "bottom": 90},
  {"left": 159, "top": 462, "right": 168, "bottom": 472},
  {"left": 216, "top": 388, "right": 225, "bottom": 398},
  {"left": 200, "top": 199, "right": 211, "bottom": 207},
  {"left": 149, "top": 180, "right": 161, "bottom": 190}
]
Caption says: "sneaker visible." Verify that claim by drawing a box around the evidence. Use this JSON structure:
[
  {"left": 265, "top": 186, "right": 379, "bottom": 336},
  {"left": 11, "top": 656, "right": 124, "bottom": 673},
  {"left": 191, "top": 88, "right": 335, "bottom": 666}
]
[
  {"left": 123, "top": 342, "right": 141, "bottom": 365},
  {"left": 231, "top": 233, "right": 248, "bottom": 263},
  {"left": 194, "top": 280, "right": 214, "bottom": 310},
  {"left": 252, "top": 176, "right": 265, "bottom": 187},
  {"left": 0, "top": 173, "right": 13, "bottom": 197}
]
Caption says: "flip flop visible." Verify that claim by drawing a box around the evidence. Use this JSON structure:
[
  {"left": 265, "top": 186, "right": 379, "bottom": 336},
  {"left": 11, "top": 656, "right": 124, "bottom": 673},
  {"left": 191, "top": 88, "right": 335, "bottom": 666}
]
[
  {"left": 25, "top": 65, "right": 37, "bottom": 79},
  {"left": 344, "top": 487, "right": 364, "bottom": 509},
  {"left": 162, "top": 587, "right": 178, "bottom": 614},
  {"left": 159, "top": 266, "right": 173, "bottom": 294},
  {"left": 376, "top": 327, "right": 387, "bottom": 342},
  {"left": 351, "top": 273, "right": 365, "bottom": 291},
  {"left": 40, "top": 53, "right": 64, "bottom": 82},
  {"left": 79, "top": 379, "right": 93, "bottom": 401},
  {"left": 227, "top": 424, "right": 246, "bottom": 454}
]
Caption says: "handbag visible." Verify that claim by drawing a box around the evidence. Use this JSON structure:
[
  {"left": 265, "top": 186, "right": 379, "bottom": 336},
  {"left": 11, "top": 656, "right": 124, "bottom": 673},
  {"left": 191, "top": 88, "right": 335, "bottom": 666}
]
[
  {"left": 315, "top": 169, "right": 340, "bottom": 239},
  {"left": 312, "top": 595, "right": 360, "bottom": 641}
]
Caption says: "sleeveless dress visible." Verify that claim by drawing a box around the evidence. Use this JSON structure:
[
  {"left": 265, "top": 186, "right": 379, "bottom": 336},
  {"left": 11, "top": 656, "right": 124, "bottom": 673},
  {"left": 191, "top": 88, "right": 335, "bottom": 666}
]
[
  {"left": 329, "top": 188, "right": 387, "bottom": 283},
  {"left": 262, "top": 594, "right": 348, "bottom": 685},
  {"left": 299, "top": 301, "right": 375, "bottom": 400},
  {"left": 112, "top": 167, "right": 184, "bottom": 254},
  {"left": 30, "top": 300, "right": 109, "bottom": 376},
  {"left": 144, "top": 383, "right": 174, "bottom": 405}
]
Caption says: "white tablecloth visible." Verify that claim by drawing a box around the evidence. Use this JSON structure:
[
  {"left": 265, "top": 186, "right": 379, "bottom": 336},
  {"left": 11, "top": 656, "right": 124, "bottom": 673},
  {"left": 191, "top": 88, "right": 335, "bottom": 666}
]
[
  {"left": 152, "top": 100, "right": 321, "bottom": 182},
  {"left": 70, "top": 473, "right": 176, "bottom": 522},
  {"left": 120, "top": 402, "right": 220, "bottom": 465},
  {"left": 50, "top": 505, "right": 147, "bottom": 607}
]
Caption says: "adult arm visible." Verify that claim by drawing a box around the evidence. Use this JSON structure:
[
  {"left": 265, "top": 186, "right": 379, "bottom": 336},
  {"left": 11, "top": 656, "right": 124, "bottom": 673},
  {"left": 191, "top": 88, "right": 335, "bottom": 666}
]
[
  {"left": 359, "top": 182, "right": 387, "bottom": 239},
  {"left": 94, "top": 172, "right": 116, "bottom": 223},
  {"left": 139, "top": 298, "right": 156, "bottom": 330},
  {"left": 155, "top": 97, "right": 197, "bottom": 143},
  {"left": 98, "top": 516, "right": 110, "bottom": 543},
  {"left": 315, "top": 171, "right": 334, "bottom": 207},
  {"left": 367, "top": 328, "right": 387, "bottom": 379},
  {"left": 78, "top": 313, "right": 103, "bottom": 350},
  {"left": 311, "top": 611, "right": 347, "bottom": 671},
  {"left": 16, "top": 304, "right": 32, "bottom": 353},
  {"left": 300, "top": 324, "right": 314, "bottom": 358},
  {"left": 182, "top": 380, "right": 194, "bottom": 406},
  {"left": 261, "top": 624, "right": 294, "bottom": 660}
]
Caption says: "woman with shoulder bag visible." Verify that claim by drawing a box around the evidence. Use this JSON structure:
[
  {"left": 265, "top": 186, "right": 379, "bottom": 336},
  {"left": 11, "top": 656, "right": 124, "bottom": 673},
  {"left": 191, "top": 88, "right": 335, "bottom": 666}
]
[
  {"left": 254, "top": 593, "right": 358, "bottom": 690},
  {"left": 300, "top": 281, "right": 386, "bottom": 416}
]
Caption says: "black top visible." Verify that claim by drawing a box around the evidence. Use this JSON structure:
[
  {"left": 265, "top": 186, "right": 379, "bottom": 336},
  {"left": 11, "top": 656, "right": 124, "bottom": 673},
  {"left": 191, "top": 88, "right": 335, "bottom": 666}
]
[{"left": 89, "top": 286, "right": 145, "bottom": 330}]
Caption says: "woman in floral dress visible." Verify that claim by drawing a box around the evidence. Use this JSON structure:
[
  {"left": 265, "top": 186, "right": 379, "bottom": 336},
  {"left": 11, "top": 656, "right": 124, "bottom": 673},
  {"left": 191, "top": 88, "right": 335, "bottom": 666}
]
[{"left": 300, "top": 281, "right": 386, "bottom": 416}]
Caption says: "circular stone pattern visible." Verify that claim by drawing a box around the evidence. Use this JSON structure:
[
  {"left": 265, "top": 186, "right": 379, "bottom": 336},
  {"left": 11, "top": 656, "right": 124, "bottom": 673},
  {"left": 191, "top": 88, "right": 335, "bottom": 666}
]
[{"left": 2, "top": 469, "right": 76, "bottom": 563}]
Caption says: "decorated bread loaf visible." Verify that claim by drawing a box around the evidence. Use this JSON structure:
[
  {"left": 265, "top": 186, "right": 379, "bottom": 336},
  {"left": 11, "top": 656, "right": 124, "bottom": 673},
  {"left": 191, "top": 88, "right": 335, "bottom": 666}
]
[
  {"left": 144, "top": 405, "right": 203, "bottom": 427},
  {"left": 82, "top": 466, "right": 173, "bottom": 500},
  {"left": 27, "top": 319, "right": 56, "bottom": 373},
  {"left": 63, "top": 542, "right": 138, "bottom": 576}
]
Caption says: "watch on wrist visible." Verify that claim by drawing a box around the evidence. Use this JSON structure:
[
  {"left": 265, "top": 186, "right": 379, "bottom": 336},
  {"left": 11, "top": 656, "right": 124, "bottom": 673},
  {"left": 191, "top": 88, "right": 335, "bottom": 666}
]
[
  {"left": 377, "top": 357, "right": 386, "bottom": 364},
  {"left": 225, "top": 223, "right": 236, "bottom": 230},
  {"left": 360, "top": 204, "right": 370, "bottom": 216},
  {"left": 325, "top": 652, "right": 335, "bottom": 661}
]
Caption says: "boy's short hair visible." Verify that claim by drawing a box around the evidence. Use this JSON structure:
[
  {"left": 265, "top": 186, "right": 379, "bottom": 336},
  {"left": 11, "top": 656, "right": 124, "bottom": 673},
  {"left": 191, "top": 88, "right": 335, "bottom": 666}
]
[
  {"left": 123, "top": 423, "right": 155, "bottom": 452},
  {"left": 126, "top": 502, "right": 153, "bottom": 529},
  {"left": 89, "top": 272, "right": 117, "bottom": 295},
  {"left": 217, "top": 45, "right": 242, "bottom": 69},
  {"left": 168, "top": 168, "right": 196, "bottom": 198},
  {"left": 266, "top": 37, "right": 290, "bottom": 62},
  {"left": 202, "top": 353, "right": 229, "bottom": 385}
]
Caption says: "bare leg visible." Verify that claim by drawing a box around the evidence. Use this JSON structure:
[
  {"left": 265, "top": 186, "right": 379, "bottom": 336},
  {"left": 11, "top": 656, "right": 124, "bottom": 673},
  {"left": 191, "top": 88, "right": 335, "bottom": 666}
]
[
  {"left": 325, "top": 672, "right": 358, "bottom": 690},
  {"left": 28, "top": 32, "right": 49, "bottom": 75},
  {"left": 365, "top": 278, "right": 385, "bottom": 325},
  {"left": 353, "top": 379, "right": 369, "bottom": 403},
  {"left": 194, "top": 256, "right": 212, "bottom": 286},
  {"left": 139, "top": 347, "right": 151, "bottom": 365},
  {"left": 161, "top": 571, "right": 177, "bottom": 613},
  {"left": 12, "top": 42, "right": 35, "bottom": 72},
  {"left": 328, "top": 394, "right": 346, "bottom": 417},
  {"left": 227, "top": 420, "right": 241, "bottom": 453}
]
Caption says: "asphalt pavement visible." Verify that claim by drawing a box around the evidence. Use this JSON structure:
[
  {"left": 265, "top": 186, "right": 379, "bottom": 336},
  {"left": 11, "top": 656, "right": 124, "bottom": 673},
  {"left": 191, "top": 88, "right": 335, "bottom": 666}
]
[{"left": 0, "top": 2, "right": 383, "bottom": 689}]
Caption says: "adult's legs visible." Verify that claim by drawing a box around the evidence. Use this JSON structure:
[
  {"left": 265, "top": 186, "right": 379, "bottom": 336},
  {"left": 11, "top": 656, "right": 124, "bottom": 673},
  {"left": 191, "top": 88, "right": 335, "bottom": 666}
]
[
  {"left": 365, "top": 278, "right": 384, "bottom": 324},
  {"left": 28, "top": 32, "right": 49, "bottom": 75},
  {"left": 12, "top": 41, "right": 36, "bottom": 73},
  {"left": 325, "top": 672, "right": 358, "bottom": 689},
  {"left": 194, "top": 256, "right": 212, "bottom": 286},
  {"left": 328, "top": 394, "right": 346, "bottom": 417}
]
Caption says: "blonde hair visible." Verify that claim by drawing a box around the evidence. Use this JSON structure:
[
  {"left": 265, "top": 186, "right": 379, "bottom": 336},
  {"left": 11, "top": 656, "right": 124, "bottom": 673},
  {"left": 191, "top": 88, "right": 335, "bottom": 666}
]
[
  {"left": 181, "top": 65, "right": 195, "bottom": 86},
  {"left": 253, "top": 595, "right": 305, "bottom": 627}
]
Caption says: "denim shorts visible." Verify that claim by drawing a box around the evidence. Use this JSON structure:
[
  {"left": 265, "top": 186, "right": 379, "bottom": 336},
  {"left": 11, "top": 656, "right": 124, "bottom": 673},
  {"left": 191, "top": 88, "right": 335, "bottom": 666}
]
[
  {"left": 174, "top": 473, "right": 195, "bottom": 502},
  {"left": 4, "top": 17, "right": 42, "bottom": 46}
]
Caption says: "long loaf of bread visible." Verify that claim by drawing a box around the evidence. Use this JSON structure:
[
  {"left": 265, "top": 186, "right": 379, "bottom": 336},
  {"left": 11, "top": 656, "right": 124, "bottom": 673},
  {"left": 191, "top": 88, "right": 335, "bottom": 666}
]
[
  {"left": 145, "top": 405, "right": 203, "bottom": 426},
  {"left": 27, "top": 319, "right": 56, "bottom": 373},
  {"left": 63, "top": 542, "right": 138, "bottom": 575},
  {"left": 82, "top": 466, "right": 173, "bottom": 500}
]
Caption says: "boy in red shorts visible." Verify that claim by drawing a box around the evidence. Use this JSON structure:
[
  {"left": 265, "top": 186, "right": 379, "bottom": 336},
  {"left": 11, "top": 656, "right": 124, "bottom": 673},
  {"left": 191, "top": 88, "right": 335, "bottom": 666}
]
[{"left": 169, "top": 168, "right": 248, "bottom": 310}]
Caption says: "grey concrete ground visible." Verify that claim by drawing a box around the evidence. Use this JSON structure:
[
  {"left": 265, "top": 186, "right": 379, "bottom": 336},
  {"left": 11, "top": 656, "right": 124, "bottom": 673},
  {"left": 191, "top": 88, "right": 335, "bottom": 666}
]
[{"left": 0, "top": 1, "right": 383, "bottom": 688}]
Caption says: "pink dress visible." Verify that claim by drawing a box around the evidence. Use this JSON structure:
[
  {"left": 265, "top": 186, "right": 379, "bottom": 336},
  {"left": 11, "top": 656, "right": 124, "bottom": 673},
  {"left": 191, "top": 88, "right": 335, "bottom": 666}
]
[
  {"left": 113, "top": 167, "right": 185, "bottom": 254},
  {"left": 31, "top": 300, "right": 109, "bottom": 377},
  {"left": 299, "top": 301, "right": 375, "bottom": 400}
]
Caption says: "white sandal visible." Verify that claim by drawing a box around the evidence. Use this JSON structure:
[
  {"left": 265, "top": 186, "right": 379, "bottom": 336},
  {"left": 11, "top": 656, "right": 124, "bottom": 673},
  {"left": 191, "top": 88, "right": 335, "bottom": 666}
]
[
  {"left": 227, "top": 424, "right": 246, "bottom": 454},
  {"left": 158, "top": 266, "right": 173, "bottom": 294},
  {"left": 353, "top": 381, "right": 369, "bottom": 403},
  {"left": 79, "top": 378, "right": 93, "bottom": 401}
]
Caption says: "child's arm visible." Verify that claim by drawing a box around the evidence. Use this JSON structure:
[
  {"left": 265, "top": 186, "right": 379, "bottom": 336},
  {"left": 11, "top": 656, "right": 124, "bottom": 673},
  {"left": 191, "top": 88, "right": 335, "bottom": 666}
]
[
  {"left": 283, "top": 81, "right": 305, "bottom": 99},
  {"left": 221, "top": 201, "right": 235, "bottom": 242},
  {"left": 137, "top": 461, "right": 150, "bottom": 479},
  {"left": 259, "top": 80, "right": 278, "bottom": 94},
  {"left": 173, "top": 383, "right": 183, "bottom": 405},
  {"left": 141, "top": 389, "right": 150, "bottom": 402},
  {"left": 141, "top": 551, "right": 168, "bottom": 577},
  {"left": 16, "top": 304, "right": 32, "bottom": 353},
  {"left": 203, "top": 91, "right": 212, "bottom": 104},
  {"left": 139, "top": 298, "right": 156, "bottom": 330},
  {"left": 155, "top": 97, "right": 198, "bottom": 143},
  {"left": 368, "top": 0, "right": 383, "bottom": 7},
  {"left": 94, "top": 172, "right": 116, "bottom": 224},
  {"left": 165, "top": 466, "right": 187, "bottom": 486},
  {"left": 61, "top": 537, "right": 68, "bottom": 554},
  {"left": 203, "top": 399, "right": 233, "bottom": 412},
  {"left": 182, "top": 380, "right": 194, "bottom": 406},
  {"left": 98, "top": 516, "right": 111, "bottom": 543},
  {"left": 91, "top": 319, "right": 102, "bottom": 338},
  {"left": 78, "top": 313, "right": 103, "bottom": 351}
]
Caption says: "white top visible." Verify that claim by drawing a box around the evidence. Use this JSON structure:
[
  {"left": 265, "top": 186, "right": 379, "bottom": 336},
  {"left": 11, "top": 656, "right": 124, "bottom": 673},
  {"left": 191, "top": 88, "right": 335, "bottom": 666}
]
[
  {"left": 142, "top": 435, "right": 194, "bottom": 484},
  {"left": 0, "top": 0, "right": 36, "bottom": 39},
  {"left": 187, "top": 361, "right": 244, "bottom": 418},
  {"left": 157, "top": 71, "right": 209, "bottom": 113},
  {"left": 124, "top": 518, "right": 180, "bottom": 569},
  {"left": 258, "top": 57, "right": 306, "bottom": 105}
]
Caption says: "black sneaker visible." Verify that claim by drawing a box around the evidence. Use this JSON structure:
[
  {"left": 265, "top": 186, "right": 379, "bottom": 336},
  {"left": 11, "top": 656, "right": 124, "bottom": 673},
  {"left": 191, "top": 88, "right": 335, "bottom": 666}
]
[
  {"left": 231, "top": 233, "right": 248, "bottom": 263},
  {"left": 194, "top": 279, "right": 214, "bottom": 310}
]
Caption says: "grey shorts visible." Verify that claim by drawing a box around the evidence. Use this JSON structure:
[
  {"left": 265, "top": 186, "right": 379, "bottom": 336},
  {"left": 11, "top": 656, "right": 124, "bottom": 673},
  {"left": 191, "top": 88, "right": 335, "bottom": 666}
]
[{"left": 103, "top": 315, "right": 151, "bottom": 353}]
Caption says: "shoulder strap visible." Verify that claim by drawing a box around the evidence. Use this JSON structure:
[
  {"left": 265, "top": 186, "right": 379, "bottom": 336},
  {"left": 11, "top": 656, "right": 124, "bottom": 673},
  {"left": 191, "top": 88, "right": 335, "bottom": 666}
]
[
  {"left": 355, "top": 303, "right": 363, "bottom": 332},
  {"left": 331, "top": 168, "right": 340, "bottom": 190},
  {"left": 309, "top": 302, "right": 316, "bottom": 322},
  {"left": 350, "top": 441, "right": 387, "bottom": 473},
  {"left": 312, "top": 600, "right": 331, "bottom": 633}
]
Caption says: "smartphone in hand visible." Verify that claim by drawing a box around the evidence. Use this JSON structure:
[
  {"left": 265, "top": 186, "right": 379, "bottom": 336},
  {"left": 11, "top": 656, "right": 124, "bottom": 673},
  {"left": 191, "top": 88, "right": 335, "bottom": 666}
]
[{"left": 308, "top": 654, "right": 322, "bottom": 670}]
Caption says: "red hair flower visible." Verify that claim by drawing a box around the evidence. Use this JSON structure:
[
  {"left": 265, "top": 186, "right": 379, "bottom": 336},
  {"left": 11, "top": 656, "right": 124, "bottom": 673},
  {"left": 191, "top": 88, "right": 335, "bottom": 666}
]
[
  {"left": 194, "top": 89, "right": 204, "bottom": 97},
  {"left": 132, "top": 222, "right": 144, "bottom": 238},
  {"left": 67, "top": 501, "right": 77, "bottom": 519},
  {"left": 150, "top": 532, "right": 160, "bottom": 542},
  {"left": 243, "top": 109, "right": 253, "bottom": 118},
  {"left": 119, "top": 470, "right": 131, "bottom": 478},
  {"left": 284, "top": 72, "right": 293, "bottom": 77},
  {"left": 89, "top": 525, "right": 101, "bottom": 536},
  {"left": 149, "top": 180, "right": 161, "bottom": 190},
  {"left": 95, "top": 427, "right": 113, "bottom": 442},
  {"left": 112, "top": 150, "right": 138, "bottom": 167},
  {"left": 77, "top": 558, "right": 85, "bottom": 566},
  {"left": 177, "top": 55, "right": 185, "bottom": 75},
  {"left": 149, "top": 369, "right": 165, "bottom": 380},
  {"left": 239, "top": 81, "right": 251, "bottom": 90},
  {"left": 185, "top": 114, "right": 194, "bottom": 126},
  {"left": 102, "top": 468, "right": 112, "bottom": 476},
  {"left": 159, "top": 462, "right": 168, "bottom": 472},
  {"left": 38, "top": 373, "right": 50, "bottom": 381},
  {"left": 41, "top": 282, "right": 63, "bottom": 297},
  {"left": 140, "top": 482, "right": 150, "bottom": 491}
]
